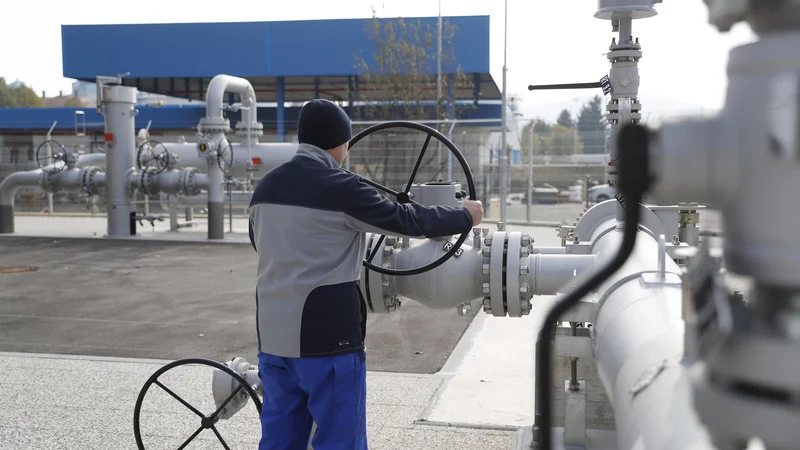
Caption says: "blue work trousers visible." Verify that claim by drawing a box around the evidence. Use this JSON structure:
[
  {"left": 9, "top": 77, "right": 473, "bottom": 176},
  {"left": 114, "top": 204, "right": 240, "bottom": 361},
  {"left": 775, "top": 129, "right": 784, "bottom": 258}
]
[{"left": 258, "top": 349, "right": 367, "bottom": 450}]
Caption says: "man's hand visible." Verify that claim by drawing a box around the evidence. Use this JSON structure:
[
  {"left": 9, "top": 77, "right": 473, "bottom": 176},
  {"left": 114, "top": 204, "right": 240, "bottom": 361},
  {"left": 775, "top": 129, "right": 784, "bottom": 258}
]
[{"left": 462, "top": 199, "right": 483, "bottom": 226}]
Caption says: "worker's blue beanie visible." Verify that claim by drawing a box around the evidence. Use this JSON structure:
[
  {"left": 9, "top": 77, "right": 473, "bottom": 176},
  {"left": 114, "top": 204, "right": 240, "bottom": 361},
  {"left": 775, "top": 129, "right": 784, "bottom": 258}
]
[{"left": 297, "top": 99, "right": 352, "bottom": 151}]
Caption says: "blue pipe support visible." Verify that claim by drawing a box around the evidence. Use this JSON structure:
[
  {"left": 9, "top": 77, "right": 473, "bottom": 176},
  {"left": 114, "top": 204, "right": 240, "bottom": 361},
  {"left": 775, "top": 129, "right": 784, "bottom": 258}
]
[{"left": 277, "top": 76, "right": 286, "bottom": 142}]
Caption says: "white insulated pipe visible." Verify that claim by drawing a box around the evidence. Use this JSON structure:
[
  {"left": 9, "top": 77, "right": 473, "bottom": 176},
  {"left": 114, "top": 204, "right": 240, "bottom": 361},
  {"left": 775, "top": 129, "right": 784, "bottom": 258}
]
[
  {"left": 530, "top": 253, "right": 595, "bottom": 296},
  {"left": 0, "top": 170, "right": 43, "bottom": 233},
  {"left": 384, "top": 237, "right": 595, "bottom": 311},
  {"left": 161, "top": 142, "right": 297, "bottom": 181},
  {"left": 103, "top": 84, "right": 138, "bottom": 238},
  {"left": 200, "top": 75, "right": 263, "bottom": 239},
  {"left": 586, "top": 217, "right": 715, "bottom": 450},
  {"left": 205, "top": 75, "right": 258, "bottom": 126}
]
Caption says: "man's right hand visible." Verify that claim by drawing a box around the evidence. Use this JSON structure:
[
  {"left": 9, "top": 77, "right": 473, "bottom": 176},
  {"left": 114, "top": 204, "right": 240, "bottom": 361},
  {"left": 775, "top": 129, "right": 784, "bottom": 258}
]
[{"left": 462, "top": 199, "right": 483, "bottom": 226}]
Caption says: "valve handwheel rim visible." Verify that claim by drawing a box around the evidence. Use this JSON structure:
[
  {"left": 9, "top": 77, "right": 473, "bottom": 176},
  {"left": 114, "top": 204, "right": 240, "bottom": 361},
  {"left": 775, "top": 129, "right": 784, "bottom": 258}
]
[
  {"left": 35, "top": 140, "right": 68, "bottom": 173},
  {"left": 132, "top": 357, "right": 262, "bottom": 450},
  {"left": 136, "top": 140, "right": 171, "bottom": 174},
  {"left": 216, "top": 139, "right": 234, "bottom": 173},
  {"left": 347, "top": 120, "right": 477, "bottom": 276}
]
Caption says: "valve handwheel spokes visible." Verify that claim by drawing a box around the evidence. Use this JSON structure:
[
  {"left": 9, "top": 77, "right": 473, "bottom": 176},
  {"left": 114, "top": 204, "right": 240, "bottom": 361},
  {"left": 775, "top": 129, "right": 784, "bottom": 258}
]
[
  {"left": 35, "top": 140, "right": 68, "bottom": 173},
  {"left": 137, "top": 140, "right": 171, "bottom": 174},
  {"left": 217, "top": 140, "right": 234, "bottom": 173},
  {"left": 133, "top": 357, "right": 261, "bottom": 450},
  {"left": 347, "top": 121, "right": 477, "bottom": 277}
]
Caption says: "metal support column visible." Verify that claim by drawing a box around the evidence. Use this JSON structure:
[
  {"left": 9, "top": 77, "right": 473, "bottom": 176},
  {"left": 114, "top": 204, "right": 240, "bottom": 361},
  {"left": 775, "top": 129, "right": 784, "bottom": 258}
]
[{"left": 277, "top": 77, "right": 286, "bottom": 142}]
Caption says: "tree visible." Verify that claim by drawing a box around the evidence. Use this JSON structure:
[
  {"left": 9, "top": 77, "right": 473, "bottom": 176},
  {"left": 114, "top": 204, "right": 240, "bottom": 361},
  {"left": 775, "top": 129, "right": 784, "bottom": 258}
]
[
  {"left": 576, "top": 95, "right": 607, "bottom": 154},
  {"left": 550, "top": 124, "right": 583, "bottom": 156},
  {"left": 0, "top": 78, "right": 44, "bottom": 107},
  {"left": 556, "top": 109, "right": 574, "bottom": 128},
  {"left": 350, "top": 11, "right": 475, "bottom": 191},
  {"left": 519, "top": 119, "right": 553, "bottom": 160}
]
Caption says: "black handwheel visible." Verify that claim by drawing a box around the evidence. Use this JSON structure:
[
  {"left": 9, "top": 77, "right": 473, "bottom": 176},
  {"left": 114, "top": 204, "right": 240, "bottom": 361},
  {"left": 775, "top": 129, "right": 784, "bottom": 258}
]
[
  {"left": 217, "top": 140, "right": 234, "bottom": 173},
  {"left": 133, "top": 357, "right": 262, "bottom": 450},
  {"left": 137, "top": 140, "right": 171, "bottom": 174},
  {"left": 35, "top": 140, "right": 67, "bottom": 173},
  {"left": 347, "top": 121, "right": 476, "bottom": 276}
]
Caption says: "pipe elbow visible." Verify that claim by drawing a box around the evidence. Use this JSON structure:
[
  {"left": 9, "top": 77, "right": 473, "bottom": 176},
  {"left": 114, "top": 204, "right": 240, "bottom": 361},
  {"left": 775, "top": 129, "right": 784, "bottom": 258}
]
[
  {"left": 205, "top": 74, "right": 258, "bottom": 121},
  {"left": 0, "top": 170, "right": 43, "bottom": 206}
]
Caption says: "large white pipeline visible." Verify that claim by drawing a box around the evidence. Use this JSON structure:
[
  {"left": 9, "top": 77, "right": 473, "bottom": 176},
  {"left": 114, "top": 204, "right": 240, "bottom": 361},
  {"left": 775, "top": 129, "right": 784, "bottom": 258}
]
[
  {"left": 586, "top": 217, "right": 714, "bottom": 450},
  {"left": 361, "top": 234, "right": 597, "bottom": 313},
  {"left": 159, "top": 141, "right": 297, "bottom": 181}
]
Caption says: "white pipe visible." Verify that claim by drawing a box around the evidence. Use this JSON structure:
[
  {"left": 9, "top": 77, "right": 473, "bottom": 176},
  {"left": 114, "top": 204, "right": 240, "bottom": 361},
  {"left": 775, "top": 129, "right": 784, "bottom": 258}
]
[
  {"left": 77, "top": 153, "right": 105, "bottom": 168},
  {"left": 529, "top": 253, "right": 595, "bottom": 296},
  {"left": 389, "top": 238, "right": 597, "bottom": 310},
  {"left": 585, "top": 218, "right": 715, "bottom": 450},
  {"left": 205, "top": 75, "right": 258, "bottom": 126},
  {"left": 0, "top": 169, "right": 43, "bottom": 208},
  {"left": 162, "top": 142, "right": 296, "bottom": 180}
]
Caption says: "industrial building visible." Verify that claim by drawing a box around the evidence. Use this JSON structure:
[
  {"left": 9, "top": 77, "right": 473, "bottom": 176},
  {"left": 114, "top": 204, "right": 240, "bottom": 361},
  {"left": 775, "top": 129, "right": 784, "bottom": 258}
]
[{"left": 0, "top": 16, "right": 537, "bottom": 212}]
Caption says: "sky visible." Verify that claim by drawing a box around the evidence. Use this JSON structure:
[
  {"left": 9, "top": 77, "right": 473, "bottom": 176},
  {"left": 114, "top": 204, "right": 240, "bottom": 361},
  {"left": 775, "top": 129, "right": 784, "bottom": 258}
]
[{"left": 0, "top": 0, "right": 756, "bottom": 123}]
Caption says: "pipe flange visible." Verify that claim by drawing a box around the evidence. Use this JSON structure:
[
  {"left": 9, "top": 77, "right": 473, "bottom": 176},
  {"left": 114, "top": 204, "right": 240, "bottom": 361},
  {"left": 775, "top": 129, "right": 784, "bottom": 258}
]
[
  {"left": 137, "top": 168, "right": 158, "bottom": 196},
  {"left": 489, "top": 231, "right": 507, "bottom": 317},
  {"left": 381, "top": 237, "right": 399, "bottom": 305},
  {"left": 481, "top": 231, "right": 492, "bottom": 314},
  {"left": 39, "top": 170, "right": 58, "bottom": 192},
  {"left": 198, "top": 117, "right": 231, "bottom": 133},
  {"left": 81, "top": 167, "right": 104, "bottom": 195},
  {"left": 181, "top": 167, "right": 202, "bottom": 196},
  {"left": 235, "top": 121, "right": 264, "bottom": 138}
]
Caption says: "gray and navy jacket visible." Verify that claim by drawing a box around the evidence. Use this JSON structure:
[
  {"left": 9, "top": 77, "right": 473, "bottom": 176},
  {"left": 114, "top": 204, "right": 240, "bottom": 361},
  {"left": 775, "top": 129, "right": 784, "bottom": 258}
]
[{"left": 248, "top": 143, "right": 474, "bottom": 358}]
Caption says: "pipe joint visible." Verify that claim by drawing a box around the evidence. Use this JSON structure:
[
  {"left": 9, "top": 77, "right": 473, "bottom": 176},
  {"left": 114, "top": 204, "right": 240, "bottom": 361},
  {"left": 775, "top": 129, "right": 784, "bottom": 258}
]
[
  {"left": 81, "top": 167, "right": 105, "bottom": 195},
  {"left": 198, "top": 117, "right": 231, "bottom": 134},
  {"left": 181, "top": 168, "right": 203, "bottom": 196},
  {"left": 235, "top": 121, "right": 264, "bottom": 140}
]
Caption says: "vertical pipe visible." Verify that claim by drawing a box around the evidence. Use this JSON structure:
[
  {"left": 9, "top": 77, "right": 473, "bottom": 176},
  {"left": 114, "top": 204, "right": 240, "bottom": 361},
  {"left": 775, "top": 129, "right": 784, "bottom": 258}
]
[
  {"left": 526, "top": 124, "right": 533, "bottom": 222},
  {"left": 277, "top": 76, "right": 286, "bottom": 142},
  {"left": 103, "top": 84, "right": 138, "bottom": 238},
  {"left": 499, "top": 0, "right": 508, "bottom": 223},
  {"left": 207, "top": 157, "right": 225, "bottom": 239},
  {"left": 44, "top": 121, "right": 56, "bottom": 214}
]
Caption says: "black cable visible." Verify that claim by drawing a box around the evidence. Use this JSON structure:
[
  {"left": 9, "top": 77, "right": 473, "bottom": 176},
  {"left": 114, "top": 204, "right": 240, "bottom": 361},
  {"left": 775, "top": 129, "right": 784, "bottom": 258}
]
[{"left": 535, "top": 124, "right": 651, "bottom": 449}]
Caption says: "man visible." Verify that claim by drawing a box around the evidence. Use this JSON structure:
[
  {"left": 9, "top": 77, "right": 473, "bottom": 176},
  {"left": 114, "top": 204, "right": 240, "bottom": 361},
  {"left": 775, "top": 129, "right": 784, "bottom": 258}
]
[{"left": 248, "top": 99, "right": 483, "bottom": 450}]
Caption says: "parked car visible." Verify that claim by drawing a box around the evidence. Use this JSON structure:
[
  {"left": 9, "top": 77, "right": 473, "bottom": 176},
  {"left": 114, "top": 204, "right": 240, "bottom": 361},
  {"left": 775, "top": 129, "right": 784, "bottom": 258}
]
[
  {"left": 588, "top": 184, "right": 615, "bottom": 203},
  {"left": 519, "top": 186, "right": 560, "bottom": 205}
]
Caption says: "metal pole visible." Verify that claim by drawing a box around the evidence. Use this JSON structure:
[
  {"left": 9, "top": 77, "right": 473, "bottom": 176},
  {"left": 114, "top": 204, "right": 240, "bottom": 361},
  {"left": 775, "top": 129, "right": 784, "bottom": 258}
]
[
  {"left": 437, "top": 0, "right": 442, "bottom": 109},
  {"left": 437, "top": 0, "right": 444, "bottom": 177},
  {"left": 446, "top": 121, "right": 456, "bottom": 182},
  {"left": 499, "top": 0, "right": 508, "bottom": 223},
  {"left": 526, "top": 124, "right": 533, "bottom": 222},
  {"left": 45, "top": 121, "right": 57, "bottom": 214}
]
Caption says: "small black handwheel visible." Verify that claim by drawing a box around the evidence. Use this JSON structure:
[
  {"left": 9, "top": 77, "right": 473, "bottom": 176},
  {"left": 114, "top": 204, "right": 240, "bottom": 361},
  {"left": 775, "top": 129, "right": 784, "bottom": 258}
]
[
  {"left": 347, "top": 121, "right": 477, "bottom": 276},
  {"left": 217, "top": 140, "right": 234, "bottom": 173},
  {"left": 137, "top": 140, "right": 171, "bottom": 174},
  {"left": 133, "top": 357, "right": 262, "bottom": 450},
  {"left": 35, "top": 140, "right": 67, "bottom": 173}
]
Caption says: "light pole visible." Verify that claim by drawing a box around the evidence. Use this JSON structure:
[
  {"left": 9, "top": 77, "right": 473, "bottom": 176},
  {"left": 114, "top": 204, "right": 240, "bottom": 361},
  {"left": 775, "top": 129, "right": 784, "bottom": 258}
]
[
  {"left": 499, "top": 0, "right": 509, "bottom": 223},
  {"left": 527, "top": 121, "right": 534, "bottom": 222},
  {"left": 571, "top": 97, "right": 580, "bottom": 155}
]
